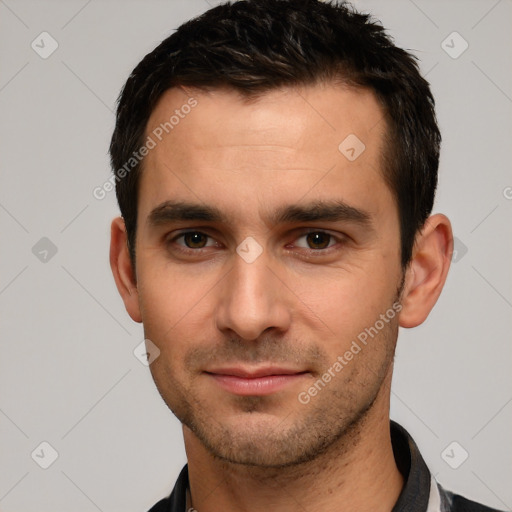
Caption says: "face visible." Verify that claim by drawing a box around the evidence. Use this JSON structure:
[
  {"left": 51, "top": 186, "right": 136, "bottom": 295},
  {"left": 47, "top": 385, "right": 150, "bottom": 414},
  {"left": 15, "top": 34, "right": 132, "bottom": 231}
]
[{"left": 131, "top": 83, "right": 405, "bottom": 467}]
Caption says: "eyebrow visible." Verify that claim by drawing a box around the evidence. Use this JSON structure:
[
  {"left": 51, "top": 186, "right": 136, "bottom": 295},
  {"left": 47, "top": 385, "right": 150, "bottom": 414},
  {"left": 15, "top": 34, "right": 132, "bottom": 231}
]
[
  {"left": 148, "top": 201, "right": 228, "bottom": 225},
  {"left": 147, "top": 199, "right": 372, "bottom": 228},
  {"left": 270, "top": 200, "right": 372, "bottom": 227}
]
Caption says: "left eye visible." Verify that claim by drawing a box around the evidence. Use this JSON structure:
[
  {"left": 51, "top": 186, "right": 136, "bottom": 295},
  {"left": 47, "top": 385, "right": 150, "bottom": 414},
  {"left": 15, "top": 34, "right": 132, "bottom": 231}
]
[
  {"left": 175, "top": 232, "right": 216, "bottom": 249},
  {"left": 294, "top": 232, "right": 336, "bottom": 250}
]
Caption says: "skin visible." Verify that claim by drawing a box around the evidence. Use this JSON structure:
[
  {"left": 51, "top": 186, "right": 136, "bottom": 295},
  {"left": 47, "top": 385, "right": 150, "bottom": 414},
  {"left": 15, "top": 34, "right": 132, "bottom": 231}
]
[{"left": 110, "top": 83, "right": 453, "bottom": 512}]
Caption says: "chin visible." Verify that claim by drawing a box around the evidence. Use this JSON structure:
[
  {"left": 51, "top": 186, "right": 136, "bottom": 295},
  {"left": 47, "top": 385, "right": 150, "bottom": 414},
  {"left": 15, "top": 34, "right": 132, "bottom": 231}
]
[{"left": 183, "top": 404, "right": 364, "bottom": 468}]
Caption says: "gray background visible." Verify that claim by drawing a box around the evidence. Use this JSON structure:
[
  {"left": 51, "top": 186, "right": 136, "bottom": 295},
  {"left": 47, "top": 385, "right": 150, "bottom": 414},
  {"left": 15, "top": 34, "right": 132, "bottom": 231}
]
[{"left": 0, "top": 0, "right": 511, "bottom": 511}]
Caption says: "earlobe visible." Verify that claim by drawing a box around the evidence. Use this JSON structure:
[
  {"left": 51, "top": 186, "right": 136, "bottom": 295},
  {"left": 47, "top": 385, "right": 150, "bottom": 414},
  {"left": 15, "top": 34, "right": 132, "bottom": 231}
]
[
  {"left": 109, "top": 217, "right": 142, "bottom": 323},
  {"left": 399, "top": 214, "right": 453, "bottom": 328}
]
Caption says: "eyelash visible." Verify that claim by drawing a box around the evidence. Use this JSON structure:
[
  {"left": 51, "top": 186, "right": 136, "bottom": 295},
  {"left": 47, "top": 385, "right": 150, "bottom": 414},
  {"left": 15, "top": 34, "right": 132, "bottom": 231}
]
[{"left": 166, "top": 230, "right": 346, "bottom": 257}]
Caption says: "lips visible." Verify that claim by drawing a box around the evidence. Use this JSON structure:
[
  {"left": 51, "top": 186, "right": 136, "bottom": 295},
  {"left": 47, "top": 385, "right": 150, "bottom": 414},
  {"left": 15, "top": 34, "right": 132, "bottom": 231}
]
[{"left": 205, "top": 366, "right": 309, "bottom": 396}]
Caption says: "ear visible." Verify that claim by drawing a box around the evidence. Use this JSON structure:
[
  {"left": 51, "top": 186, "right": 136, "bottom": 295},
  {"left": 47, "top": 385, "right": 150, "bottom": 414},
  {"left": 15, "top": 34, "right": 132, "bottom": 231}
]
[
  {"left": 399, "top": 214, "right": 453, "bottom": 328},
  {"left": 110, "top": 217, "right": 142, "bottom": 323}
]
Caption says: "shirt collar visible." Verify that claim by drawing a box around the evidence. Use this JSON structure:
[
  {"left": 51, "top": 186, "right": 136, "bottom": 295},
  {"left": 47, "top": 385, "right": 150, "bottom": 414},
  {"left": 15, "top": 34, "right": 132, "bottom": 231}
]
[{"left": 390, "top": 420, "right": 433, "bottom": 512}]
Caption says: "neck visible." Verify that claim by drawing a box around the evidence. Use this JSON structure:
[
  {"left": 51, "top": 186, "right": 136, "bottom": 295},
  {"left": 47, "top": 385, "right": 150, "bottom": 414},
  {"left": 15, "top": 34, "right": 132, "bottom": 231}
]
[{"left": 183, "top": 373, "right": 402, "bottom": 512}]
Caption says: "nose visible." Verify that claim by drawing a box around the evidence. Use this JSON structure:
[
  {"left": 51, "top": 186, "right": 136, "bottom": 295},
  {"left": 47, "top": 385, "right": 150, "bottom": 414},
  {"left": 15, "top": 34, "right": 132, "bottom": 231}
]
[{"left": 215, "top": 246, "right": 292, "bottom": 341}]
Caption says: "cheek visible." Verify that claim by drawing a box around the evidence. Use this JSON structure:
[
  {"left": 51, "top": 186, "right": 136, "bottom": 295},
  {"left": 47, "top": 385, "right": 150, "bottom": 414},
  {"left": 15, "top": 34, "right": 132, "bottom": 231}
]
[
  {"left": 136, "top": 268, "right": 186, "bottom": 359},
  {"left": 291, "top": 278, "right": 399, "bottom": 377},
  {"left": 293, "top": 265, "right": 395, "bottom": 335},
  {"left": 138, "top": 279, "right": 177, "bottom": 335},
  {"left": 138, "top": 258, "right": 199, "bottom": 321},
  {"left": 136, "top": 263, "right": 217, "bottom": 360}
]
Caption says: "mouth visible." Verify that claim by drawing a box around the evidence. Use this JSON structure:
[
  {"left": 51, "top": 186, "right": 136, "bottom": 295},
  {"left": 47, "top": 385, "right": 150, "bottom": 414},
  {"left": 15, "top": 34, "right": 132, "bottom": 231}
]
[{"left": 204, "top": 366, "right": 311, "bottom": 396}]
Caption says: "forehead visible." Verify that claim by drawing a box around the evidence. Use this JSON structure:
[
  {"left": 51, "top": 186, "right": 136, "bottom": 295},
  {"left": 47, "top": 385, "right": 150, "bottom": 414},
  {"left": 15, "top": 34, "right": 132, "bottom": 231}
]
[
  {"left": 146, "top": 83, "right": 386, "bottom": 156},
  {"left": 139, "top": 83, "right": 391, "bottom": 222}
]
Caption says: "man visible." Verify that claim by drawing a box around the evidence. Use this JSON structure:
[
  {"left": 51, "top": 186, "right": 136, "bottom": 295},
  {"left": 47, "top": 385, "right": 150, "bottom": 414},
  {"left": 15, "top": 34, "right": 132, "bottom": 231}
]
[{"left": 108, "top": 1, "right": 503, "bottom": 511}]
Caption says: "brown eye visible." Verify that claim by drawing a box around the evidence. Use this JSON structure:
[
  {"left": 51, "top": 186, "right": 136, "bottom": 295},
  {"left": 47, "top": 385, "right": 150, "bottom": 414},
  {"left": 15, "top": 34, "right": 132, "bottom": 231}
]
[
  {"left": 305, "top": 232, "right": 332, "bottom": 249},
  {"left": 183, "top": 232, "right": 209, "bottom": 248}
]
